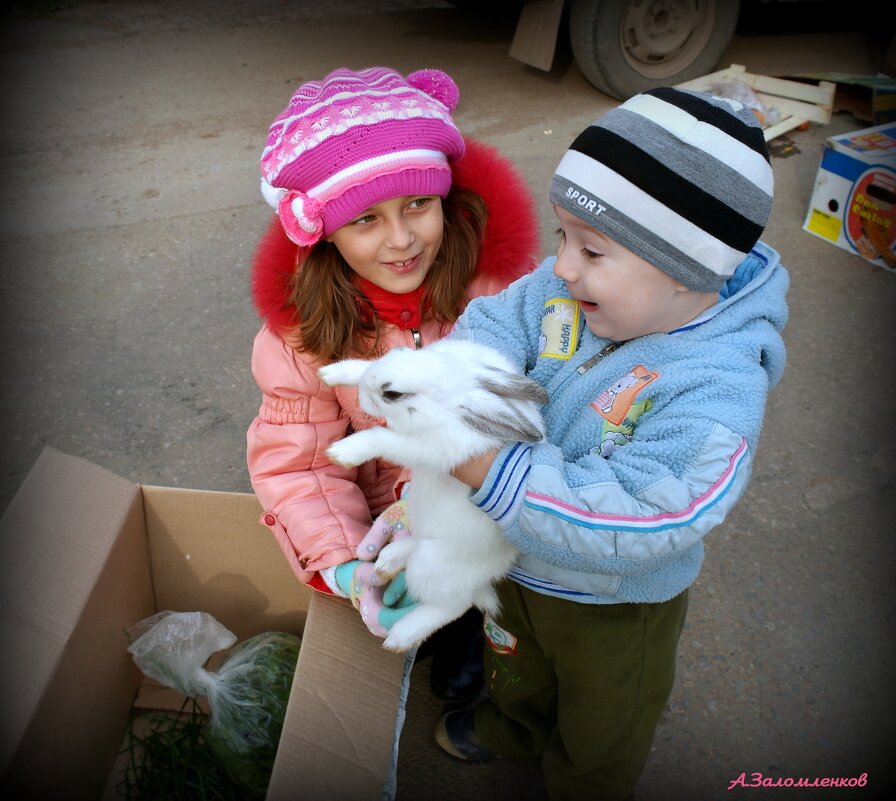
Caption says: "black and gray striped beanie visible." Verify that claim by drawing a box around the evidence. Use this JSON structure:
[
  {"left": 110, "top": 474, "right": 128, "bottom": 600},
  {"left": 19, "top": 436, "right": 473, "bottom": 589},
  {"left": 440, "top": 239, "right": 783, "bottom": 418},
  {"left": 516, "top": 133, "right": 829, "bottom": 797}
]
[{"left": 550, "top": 87, "right": 773, "bottom": 292}]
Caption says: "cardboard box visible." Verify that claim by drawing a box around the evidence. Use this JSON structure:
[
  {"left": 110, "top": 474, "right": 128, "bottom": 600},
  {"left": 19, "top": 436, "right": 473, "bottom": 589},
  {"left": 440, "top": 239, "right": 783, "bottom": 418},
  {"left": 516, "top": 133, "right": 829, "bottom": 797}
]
[
  {"left": 803, "top": 122, "right": 896, "bottom": 273},
  {"left": 1, "top": 447, "right": 413, "bottom": 800}
]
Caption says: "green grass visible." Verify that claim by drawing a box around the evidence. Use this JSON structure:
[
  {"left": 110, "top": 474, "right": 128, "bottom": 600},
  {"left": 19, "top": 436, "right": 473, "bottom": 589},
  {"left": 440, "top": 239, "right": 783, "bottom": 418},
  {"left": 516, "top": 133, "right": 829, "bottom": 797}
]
[{"left": 118, "top": 694, "right": 249, "bottom": 801}]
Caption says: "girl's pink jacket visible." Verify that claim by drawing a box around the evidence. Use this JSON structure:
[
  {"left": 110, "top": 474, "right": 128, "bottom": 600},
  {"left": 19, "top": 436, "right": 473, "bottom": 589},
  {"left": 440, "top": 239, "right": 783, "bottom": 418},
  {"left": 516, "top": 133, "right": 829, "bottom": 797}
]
[{"left": 246, "top": 139, "right": 540, "bottom": 585}]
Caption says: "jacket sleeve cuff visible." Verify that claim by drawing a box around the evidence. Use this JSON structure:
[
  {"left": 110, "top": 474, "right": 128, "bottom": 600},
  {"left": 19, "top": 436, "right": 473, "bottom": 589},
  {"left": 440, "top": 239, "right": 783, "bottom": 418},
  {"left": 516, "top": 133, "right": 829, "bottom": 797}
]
[
  {"left": 309, "top": 569, "right": 340, "bottom": 596},
  {"left": 469, "top": 443, "right": 532, "bottom": 530}
]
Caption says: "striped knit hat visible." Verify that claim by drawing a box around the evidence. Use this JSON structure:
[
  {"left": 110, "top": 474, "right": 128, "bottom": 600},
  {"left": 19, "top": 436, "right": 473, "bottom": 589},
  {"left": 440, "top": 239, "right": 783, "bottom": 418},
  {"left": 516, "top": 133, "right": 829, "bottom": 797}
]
[
  {"left": 551, "top": 87, "right": 773, "bottom": 292},
  {"left": 260, "top": 67, "right": 466, "bottom": 246}
]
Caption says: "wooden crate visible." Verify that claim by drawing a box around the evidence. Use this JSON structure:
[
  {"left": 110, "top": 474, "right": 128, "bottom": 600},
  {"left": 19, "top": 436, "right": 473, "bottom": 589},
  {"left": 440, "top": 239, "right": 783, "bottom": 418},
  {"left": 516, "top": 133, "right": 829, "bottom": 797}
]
[{"left": 676, "top": 64, "right": 836, "bottom": 141}]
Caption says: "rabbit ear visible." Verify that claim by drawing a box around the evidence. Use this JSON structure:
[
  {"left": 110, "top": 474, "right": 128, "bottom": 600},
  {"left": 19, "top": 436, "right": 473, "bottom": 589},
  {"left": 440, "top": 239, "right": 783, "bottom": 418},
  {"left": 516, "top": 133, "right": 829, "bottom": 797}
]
[
  {"left": 477, "top": 371, "right": 549, "bottom": 406},
  {"left": 460, "top": 407, "right": 544, "bottom": 443}
]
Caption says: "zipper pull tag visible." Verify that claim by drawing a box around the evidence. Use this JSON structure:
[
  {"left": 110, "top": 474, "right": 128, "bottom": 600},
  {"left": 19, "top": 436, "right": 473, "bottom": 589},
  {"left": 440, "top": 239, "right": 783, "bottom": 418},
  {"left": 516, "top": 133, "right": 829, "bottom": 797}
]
[
  {"left": 411, "top": 329, "right": 423, "bottom": 349},
  {"left": 577, "top": 342, "right": 621, "bottom": 374}
]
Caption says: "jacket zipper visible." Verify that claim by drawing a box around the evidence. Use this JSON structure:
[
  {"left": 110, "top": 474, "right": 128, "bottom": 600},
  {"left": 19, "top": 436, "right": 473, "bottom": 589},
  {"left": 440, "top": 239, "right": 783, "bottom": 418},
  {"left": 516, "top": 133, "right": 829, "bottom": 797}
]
[
  {"left": 411, "top": 329, "right": 422, "bottom": 349},
  {"left": 576, "top": 341, "right": 622, "bottom": 374},
  {"left": 549, "top": 341, "right": 622, "bottom": 401}
]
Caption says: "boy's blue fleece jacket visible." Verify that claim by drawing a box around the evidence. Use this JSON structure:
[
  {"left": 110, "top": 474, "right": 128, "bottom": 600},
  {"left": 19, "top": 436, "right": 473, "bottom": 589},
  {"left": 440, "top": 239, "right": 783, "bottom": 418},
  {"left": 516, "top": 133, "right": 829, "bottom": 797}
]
[{"left": 451, "top": 241, "right": 789, "bottom": 604}]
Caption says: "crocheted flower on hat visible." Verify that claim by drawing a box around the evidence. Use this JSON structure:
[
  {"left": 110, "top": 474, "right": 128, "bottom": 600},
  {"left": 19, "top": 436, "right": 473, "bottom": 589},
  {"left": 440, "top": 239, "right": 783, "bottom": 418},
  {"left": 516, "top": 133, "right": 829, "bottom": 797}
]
[{"left": 278, "top": 190, "right": 324, "bottom": 247}]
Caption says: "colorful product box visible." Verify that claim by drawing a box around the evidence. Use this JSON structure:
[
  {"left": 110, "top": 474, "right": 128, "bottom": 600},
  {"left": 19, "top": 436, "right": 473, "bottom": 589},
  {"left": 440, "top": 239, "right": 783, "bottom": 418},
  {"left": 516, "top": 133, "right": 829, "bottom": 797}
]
[{"left": 803, "top": 122, "right": 896, "bottom": 274}]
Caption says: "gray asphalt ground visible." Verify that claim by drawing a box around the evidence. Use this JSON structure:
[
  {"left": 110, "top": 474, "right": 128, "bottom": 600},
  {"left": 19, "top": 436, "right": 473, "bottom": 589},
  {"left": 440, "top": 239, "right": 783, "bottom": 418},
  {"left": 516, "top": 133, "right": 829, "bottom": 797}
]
[{"left": 2, "top": 1, "right": 895, "bottom": 799}]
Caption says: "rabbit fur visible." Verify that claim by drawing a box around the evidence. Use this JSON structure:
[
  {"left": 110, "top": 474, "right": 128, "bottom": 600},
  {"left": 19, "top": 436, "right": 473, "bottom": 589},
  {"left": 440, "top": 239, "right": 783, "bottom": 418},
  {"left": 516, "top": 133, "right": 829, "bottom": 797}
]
[{"left": 319, "top": 338, "right": 548, "bottom": 652}]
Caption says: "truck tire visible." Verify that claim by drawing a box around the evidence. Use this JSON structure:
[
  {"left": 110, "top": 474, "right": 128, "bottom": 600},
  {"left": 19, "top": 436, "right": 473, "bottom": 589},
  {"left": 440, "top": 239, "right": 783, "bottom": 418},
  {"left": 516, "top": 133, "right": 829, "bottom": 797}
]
[{"left": 569, "top": 0, "right": 741, "bottom": 99}]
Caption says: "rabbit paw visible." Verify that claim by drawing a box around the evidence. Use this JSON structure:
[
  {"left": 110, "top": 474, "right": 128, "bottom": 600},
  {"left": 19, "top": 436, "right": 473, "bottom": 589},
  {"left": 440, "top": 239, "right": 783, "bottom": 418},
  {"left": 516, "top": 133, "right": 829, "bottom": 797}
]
[
  {"left": 382, "top": 605, "right": 464, "bottom": 653},
  {"left": 374, "top": 538, "right": 415, "bottom": 581},
  {"left": 326, "top": 434, "right": 373, "bottom": 468},
  {"left": 318, "top": 359, "right": 369, "bottom": 387},
  {"left": 382, "top": 613, "right": 432, "bottom": 653}
]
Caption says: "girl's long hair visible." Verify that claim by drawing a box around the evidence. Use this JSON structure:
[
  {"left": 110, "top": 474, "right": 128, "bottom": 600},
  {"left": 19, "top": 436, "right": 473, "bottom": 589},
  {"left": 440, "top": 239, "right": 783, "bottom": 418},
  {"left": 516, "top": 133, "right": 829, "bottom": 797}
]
[{"left": 286, "top": 186, "right": 487, "bottom": 363}]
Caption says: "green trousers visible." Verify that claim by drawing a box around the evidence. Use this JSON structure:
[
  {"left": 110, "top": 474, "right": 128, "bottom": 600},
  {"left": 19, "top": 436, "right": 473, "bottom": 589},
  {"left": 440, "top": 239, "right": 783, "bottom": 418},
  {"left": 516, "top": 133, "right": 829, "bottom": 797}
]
[{"left": 474, "top": 581, "right": 689, "bottom": 801}]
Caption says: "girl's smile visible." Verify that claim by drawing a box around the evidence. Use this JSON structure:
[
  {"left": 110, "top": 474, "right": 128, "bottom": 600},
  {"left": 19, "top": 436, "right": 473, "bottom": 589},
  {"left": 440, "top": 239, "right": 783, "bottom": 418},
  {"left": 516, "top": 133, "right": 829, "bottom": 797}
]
[
  {"left": 328, "top": 195, "right": 444, "bottom": 294},
  {"left": 383, "top": 254, "right": 422, "bottom": 273}
]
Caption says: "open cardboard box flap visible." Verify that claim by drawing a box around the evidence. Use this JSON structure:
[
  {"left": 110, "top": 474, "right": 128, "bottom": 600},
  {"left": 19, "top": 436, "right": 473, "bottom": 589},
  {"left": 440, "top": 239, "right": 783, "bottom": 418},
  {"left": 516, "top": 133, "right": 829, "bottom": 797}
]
[{"left": 1, "top": 447, "right": 411, "bottom": 800}]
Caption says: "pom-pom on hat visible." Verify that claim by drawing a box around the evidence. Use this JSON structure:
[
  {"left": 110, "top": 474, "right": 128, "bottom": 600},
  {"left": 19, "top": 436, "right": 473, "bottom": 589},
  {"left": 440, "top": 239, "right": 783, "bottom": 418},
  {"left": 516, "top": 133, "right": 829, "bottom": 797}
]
[
  {"left": 550, "top": 87, "right": 774, "bottom": 292},
  {"left": 260, "top": 67, "right": 466, "bottom": 246}
]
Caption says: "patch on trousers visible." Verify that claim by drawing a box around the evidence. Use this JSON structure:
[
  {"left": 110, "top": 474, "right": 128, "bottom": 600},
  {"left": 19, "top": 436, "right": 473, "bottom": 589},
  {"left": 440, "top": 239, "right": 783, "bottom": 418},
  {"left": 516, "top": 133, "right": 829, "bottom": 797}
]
[
  {"left": 591, "top": 364, "right": 659, "bottom": 426},
  {"left": 488, "top": 656, "right": 522, "bottom": 694},
  {"left": 484, "top": 615, "right": 518, "bottom": 656},
  {"left": 538, "top": 297, "right": 580, "bottom": 359}
]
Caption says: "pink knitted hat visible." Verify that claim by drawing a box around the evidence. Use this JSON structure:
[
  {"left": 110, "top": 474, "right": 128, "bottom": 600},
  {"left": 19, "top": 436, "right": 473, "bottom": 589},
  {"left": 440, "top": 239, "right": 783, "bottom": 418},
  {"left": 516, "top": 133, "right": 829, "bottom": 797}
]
[{"left": 260, "top": 66, "right": 466, "bottom": 246}]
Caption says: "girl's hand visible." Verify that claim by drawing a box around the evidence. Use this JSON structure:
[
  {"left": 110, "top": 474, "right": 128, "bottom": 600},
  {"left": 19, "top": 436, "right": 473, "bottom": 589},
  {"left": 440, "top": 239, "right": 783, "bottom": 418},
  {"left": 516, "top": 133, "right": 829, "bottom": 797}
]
[
  {"left": 334, "top": 557, "right": 417, "bottom": 639},
  {"left": 451, "top": 448, "right": 499, "bottom": 489},
  {"left": 333, "top": 500, "right": 417, "bottom": 639}
]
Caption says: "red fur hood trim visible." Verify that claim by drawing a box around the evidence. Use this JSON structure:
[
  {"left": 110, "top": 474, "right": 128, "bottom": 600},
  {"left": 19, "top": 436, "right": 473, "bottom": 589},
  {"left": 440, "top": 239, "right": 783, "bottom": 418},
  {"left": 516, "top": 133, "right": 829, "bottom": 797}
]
[{"left": 250, "top": 137, "right": 541, "bottom": 333}]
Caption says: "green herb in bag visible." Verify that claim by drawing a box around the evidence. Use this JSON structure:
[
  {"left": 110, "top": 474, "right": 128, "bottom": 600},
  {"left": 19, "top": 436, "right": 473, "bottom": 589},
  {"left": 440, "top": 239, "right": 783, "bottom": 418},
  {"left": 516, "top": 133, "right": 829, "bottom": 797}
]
[
  {"left": 203, "top": 631, "right": 301, "bottom": 793},
  {"left": 126, "top": 612, "right": 301, "bottom": 798}
]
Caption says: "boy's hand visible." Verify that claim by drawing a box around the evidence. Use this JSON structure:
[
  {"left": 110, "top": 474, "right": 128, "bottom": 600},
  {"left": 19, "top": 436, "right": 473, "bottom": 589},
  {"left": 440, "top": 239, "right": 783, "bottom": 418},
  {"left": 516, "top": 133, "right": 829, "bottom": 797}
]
[{"left": 451, "top": 448, "right": 499, "bottom": 489}]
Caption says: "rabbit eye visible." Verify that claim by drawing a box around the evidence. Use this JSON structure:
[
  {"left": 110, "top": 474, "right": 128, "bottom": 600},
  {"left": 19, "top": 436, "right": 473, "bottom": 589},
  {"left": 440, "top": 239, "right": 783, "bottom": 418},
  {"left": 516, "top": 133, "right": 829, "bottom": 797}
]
[{"left": 382, "top": 390, "right": 407, "bottom": 402}]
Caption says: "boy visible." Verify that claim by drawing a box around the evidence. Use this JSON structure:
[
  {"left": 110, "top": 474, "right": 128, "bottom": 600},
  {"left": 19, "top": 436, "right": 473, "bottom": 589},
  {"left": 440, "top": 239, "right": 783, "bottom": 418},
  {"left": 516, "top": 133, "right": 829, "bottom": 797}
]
[{"left": 436, "top": 88, "right": 789, "bottom": 801}]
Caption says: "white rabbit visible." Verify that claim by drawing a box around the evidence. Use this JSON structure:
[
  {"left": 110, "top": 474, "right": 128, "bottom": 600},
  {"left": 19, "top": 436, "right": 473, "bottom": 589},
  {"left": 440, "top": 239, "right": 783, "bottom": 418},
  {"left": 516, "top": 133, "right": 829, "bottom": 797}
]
[{"left": 318, "top": 339, "right": 548, "bottom": 652}]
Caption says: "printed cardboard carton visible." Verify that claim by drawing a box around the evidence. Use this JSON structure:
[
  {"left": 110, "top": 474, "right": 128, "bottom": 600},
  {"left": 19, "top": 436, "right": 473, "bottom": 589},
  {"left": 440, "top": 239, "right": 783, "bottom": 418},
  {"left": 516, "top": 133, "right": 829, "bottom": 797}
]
[{"left": 803, "top": 122, "right": 896, "bottom": 273}]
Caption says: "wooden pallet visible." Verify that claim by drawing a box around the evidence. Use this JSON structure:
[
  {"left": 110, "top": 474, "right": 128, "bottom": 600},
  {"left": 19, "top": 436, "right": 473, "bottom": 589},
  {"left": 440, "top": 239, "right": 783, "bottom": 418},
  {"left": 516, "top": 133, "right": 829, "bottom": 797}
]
[{"left": 676, "top": 63, "right": 836, "bottom": 141}]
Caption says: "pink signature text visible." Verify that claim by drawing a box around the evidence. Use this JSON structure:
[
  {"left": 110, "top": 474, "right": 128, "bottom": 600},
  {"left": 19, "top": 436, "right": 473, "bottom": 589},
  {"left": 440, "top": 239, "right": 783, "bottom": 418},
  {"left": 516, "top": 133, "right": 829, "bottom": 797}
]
[{"left": 728, "top": 772, "right": 868, "bottom": 790}]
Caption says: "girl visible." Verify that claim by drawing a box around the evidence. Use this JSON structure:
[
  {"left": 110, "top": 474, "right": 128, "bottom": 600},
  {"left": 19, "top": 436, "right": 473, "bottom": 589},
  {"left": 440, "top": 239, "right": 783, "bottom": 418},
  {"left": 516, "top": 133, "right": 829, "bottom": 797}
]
[{"left": 246, "top": 67, "right": 539, "bottom": 701}]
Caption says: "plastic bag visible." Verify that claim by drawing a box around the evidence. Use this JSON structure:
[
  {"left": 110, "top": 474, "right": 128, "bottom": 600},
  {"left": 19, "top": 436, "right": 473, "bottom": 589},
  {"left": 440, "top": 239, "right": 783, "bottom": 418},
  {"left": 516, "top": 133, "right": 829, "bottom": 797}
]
[
  {"left": 127, "top": 611, "right": 301, "bottom": 796},
  {"left": 707, "top": 79, "right": 781, "bottom": 128}
]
